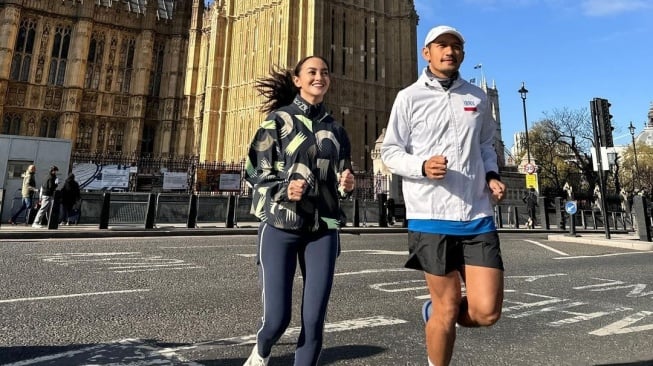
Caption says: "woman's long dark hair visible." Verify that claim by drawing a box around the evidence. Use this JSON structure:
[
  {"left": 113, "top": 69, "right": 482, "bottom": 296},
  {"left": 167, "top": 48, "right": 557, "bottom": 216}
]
[{"left": 255, "top": 56, "right": 330, "bottom": 113}]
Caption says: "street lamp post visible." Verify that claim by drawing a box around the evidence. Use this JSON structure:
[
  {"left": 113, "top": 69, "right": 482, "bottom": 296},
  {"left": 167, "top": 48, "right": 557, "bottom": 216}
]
[
  {"left": 628, "top": 121, "right": 640, "bottom": 189},
  {"left": 518, "top": 82, "right": 531, "bottom": 164}
]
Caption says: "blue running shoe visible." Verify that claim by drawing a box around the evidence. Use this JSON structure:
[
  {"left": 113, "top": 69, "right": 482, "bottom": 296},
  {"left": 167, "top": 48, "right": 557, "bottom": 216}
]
[{"left": 422, "top": 300, "right": 432, "bottom": 324}]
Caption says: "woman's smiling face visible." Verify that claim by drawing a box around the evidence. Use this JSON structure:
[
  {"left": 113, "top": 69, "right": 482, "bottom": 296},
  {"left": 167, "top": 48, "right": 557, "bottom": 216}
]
[{"left": 293, "top": 57, "right": 330, "bottom": 105}]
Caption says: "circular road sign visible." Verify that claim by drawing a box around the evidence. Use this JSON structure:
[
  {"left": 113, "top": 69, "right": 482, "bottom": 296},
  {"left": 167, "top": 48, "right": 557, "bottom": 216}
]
[
  {"left": 525, "top": 163, "right": 537, "bottom": 174},
  {"left": 565, "top": 201, "right": 577, "bottom": 215}
]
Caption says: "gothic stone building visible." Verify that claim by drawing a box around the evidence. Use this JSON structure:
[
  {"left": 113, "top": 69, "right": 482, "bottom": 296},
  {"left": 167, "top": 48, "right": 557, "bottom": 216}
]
[{"left": 0, "top": 0, "right": 421, "bottom": 172}]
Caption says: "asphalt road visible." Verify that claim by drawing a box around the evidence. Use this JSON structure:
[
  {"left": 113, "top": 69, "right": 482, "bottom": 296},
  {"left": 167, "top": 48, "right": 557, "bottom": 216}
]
[{"left": 1, "top": 232, "right": 652, "bottom": 366}]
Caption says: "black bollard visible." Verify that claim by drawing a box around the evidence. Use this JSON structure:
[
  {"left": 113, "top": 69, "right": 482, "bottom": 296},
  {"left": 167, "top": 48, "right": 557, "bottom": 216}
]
[
  {"left": 495, "top": 206, "right": 503, "bottom": 229},
  {"left": 352, "top": 199, "right": 360, "bottom": 227},
  {"left": 632, "top": 196, "right": 652, "bottom": 241},
  {"left": 554, "top": 197, "right": 565, "bottom": 230},
  {"left": 512, "top": 206, "right": 520, "bottom": 229},
  {"left": 144, "top": 193, "right": 156, "bottom": 229},
  {"left": 47, "top": 190, "right": 62, "bottom": 230},
  {"left": 0, "top": 189, "right": 4, "bottom": 229},
  {"left": 377, "top": 193, "right": 387, "bottom": 227},
  {"left": 567, "top": 213, "right": 577, "bottom": 237},
  {"left": 187, "top": 194, "right": 198, "bottom": 228},
  {"left": 225, "top": 194, "right": 236, "bottom": 228},
  {"left": 538, "top": 197, "right": 550, "bottom": 230},
  {"left": 99, "top": 192, "right": 111, "bottom": 229}
]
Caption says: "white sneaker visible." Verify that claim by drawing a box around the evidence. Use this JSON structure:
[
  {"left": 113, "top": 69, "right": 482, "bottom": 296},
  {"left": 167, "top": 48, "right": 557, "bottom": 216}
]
[
  {"left": 243, "top": 345, "right": 269, "bottom": 366},
  {"left": 32, "top": 224, "right": 44, "bottom": 228}
]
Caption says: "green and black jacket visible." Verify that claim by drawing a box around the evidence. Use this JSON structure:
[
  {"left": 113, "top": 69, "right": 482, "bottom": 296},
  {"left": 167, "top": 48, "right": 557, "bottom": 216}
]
[{"left": 245, "top": 95, "right": 353, "bottom": 232}]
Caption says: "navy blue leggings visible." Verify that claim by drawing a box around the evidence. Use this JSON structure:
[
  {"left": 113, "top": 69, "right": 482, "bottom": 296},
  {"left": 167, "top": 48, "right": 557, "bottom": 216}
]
[{"left": 255, "top": 223, "right": 339, "bottom": 366}]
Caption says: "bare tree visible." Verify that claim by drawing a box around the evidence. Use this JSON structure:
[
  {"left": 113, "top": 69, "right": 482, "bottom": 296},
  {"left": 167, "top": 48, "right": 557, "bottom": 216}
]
[{"left": 528, "top": 107, "right": 599, "bottom": 197}]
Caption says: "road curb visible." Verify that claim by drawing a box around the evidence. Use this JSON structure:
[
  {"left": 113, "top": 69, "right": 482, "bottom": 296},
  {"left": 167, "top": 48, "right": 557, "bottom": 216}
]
[{"left": 547, "top": 234, "right": 653, "bottom": 251}]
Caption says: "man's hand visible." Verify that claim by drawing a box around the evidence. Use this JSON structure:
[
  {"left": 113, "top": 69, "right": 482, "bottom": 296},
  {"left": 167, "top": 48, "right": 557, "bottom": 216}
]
[
  {"left": 287, "top": 179, "right": 307, "bottom": 201},
  {"left": 423, "top": 156, "right": 448, "bottom": 180},
  {"left": 488, "top": 179, "right": 506, "bottom": 203},
  {"left": 339, "top": 169, "right": 355, "bottom": 192}
]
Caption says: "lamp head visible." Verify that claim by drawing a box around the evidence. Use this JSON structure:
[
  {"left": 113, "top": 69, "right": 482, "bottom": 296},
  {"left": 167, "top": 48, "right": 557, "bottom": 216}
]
[{"left": 518, "top": 81, "right": 528, "bottom": 100}]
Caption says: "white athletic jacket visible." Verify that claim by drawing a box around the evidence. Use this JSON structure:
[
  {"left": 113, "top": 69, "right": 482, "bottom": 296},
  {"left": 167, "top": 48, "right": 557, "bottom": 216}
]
[{"left": 381, "top": 70, "right": 499, "bottom": 222}]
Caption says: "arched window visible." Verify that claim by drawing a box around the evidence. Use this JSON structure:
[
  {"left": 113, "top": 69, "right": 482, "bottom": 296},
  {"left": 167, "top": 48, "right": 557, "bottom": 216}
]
[
  {"left": 39, "top": 116, "right": 58, "bottom": 138},
  {"left": 2, "top": 113, "right": 22, "bottom": 135},
  {"left": 10, "top": 18, "right": 36, "bottom": 82},
  {"left": 84, "top": 34, "right": 104, "bottom": 89},
  {"left": 76, "top": 120, "right": 93, "bottom": 150},
  {"left": 47, "top": 25, "right": 71, "bottom": 86},
  {"left": 117, "top": 38, "right": 135, "bottom": 93}
]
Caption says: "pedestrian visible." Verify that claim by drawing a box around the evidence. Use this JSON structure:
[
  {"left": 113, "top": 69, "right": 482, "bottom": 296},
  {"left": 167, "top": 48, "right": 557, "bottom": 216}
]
[
  {"left": 522, "top": 187, "right": 538, "bottom": 226},
  {"left": 243, "top": 55, "right": 355, "bottom": 366},
  {"left": 32, "top": 165, "right": 59, "bottom": 228},
  {"left": 9, "top": 164, "right": 38, "bottom": 225},
  {"left": 60, "top": 173, "right": 81, "bottom": 225},
  {"left": 381, "top": 25, "right": 506, "bottom": 366}
]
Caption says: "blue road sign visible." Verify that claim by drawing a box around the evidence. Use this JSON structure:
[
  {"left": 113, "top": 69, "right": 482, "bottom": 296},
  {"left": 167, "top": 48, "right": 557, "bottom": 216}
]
[{"left": 565, "top": 201, "right": 577, "bottom": 215}]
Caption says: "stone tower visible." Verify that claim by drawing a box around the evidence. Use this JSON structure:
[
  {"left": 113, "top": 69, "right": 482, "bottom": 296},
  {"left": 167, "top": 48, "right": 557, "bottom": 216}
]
[{"left": 191, "top": 0, "right": 419, "bottom": 169}]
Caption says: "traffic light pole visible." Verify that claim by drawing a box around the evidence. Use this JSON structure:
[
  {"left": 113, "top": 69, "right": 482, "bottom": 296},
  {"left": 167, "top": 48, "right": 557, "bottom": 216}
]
[{"left": 590, "top": 98, "right": 611, "bottom": 239}]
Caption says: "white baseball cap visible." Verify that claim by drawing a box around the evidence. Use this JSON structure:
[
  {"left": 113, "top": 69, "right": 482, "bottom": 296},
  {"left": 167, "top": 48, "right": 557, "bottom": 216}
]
[{"left": 424, "top": 25, "right": 465, "bottom": 47}]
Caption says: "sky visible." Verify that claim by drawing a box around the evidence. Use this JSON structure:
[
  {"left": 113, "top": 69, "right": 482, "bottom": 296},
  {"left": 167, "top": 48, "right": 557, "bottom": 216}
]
[{"left": 413, "top": 0, "right": 653, "bottom": 150}]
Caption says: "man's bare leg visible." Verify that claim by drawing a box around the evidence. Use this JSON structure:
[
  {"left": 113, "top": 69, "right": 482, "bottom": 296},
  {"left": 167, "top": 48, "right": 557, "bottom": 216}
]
[
  {"left": 424, "top": 270, "right": 462, "bottom": 366},
  {"left": 457, "top": 265, "right": 503, "bottom": 327}
]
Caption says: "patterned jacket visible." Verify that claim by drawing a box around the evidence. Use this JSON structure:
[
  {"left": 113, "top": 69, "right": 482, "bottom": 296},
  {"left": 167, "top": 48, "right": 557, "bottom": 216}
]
[{"left": 245, "top": 95, "right": 353, "bottom": 232}]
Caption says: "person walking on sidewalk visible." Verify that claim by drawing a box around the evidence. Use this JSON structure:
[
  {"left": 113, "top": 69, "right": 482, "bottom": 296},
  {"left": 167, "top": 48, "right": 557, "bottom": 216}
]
[
  {"left": 381, "top": 25, "right": 506, "bottom": 366},
  {"left": 242, "top": 56, "right": 355, "bottom": 366},
  {"left": 522, "top": 187, "right": 538, "bottom": 226},
  {"left": 32, "top": 166, "right": 59, "bottom": 228},
  {"left": 60, "top": 173, "right": 81, "bottom": 225},
  {"left": 9, "top": 165, "right": 37, "bottom": 225}
]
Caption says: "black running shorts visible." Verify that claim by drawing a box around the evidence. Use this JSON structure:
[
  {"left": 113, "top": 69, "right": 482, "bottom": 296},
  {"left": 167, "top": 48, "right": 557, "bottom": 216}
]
[{"left": 405, "top": 231, "right": 504, "bottom": 276}]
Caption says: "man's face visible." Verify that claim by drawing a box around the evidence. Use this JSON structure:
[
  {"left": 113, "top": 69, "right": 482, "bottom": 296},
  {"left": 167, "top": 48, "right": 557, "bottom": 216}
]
[{"left": 422, "top": 33, "right": 465, "bottom": 78}]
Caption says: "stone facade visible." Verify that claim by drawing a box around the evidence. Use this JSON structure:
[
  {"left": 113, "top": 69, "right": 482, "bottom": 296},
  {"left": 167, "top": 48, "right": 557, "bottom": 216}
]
[
  {"left": 0, "top": 0, "right": 420, "bottom": 172},
  {"left": 0, "top": 0, "right": 193, "bottom": 157}
]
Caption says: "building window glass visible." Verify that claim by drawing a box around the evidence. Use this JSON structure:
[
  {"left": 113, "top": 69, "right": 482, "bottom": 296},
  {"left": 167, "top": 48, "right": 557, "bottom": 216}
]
[
  {"left": 10, "top": 18, "right": 36, "bottom": 82},
  {"left": 2, "top": 113, "right": 22, "bottom": 135},
  {"left": 108, "top": 122, "right": 125, "bottom": 152},
  {"left": 76, "top": 120, "right": 93, "bottom": 150},
  {"left": 84, "top": 34, "right": 105, "bottom": 90},
  {"left": 39, "top": 116, "right": 58, "bottom": 138},
  {"left": 149, "top": 41, "right": 165, "bottom": 96},
  {"left": 47, "top": 25, "right": 71, "bottom": 86},
  {"left": 117, "top": 38, "right": 135, "bottom": 93}
]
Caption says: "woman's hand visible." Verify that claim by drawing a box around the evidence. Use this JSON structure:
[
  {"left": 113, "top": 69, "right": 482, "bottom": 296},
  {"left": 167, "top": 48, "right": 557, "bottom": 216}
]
[
  {"left": 339, "top": 169, "right": 355, "bottom": 192},
  {"left": 287, "top": 179, "right": 307, "bottom": 201}
]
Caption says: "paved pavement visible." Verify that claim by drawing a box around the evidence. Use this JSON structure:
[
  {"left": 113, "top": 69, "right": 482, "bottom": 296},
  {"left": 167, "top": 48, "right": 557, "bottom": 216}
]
[{"left": 1, "top": 221, "right": 652, "bottom": 251}]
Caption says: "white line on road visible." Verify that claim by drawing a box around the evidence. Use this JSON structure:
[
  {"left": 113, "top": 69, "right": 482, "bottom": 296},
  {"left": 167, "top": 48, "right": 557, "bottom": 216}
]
[
  {"left": 335, "top": 268, "right": 413, "bottom": 276},
  {"left": 0, "top": 289, "right": 150, "bottom": 304},
  {"left": 555, "top": 251, "right": 653, "bottom": 260},
  {"left": 524, "top": 239, "right": 569, "bottom": 256},
  {"left": 158, "top": 316, "right": 408, "bottom": 356}
]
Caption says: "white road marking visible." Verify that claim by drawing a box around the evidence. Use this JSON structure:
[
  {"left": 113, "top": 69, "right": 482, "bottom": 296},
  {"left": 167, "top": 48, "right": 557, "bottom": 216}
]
[
  {"left": 2, "top": 338, "right": 204, "bottom": 366},
  {"left": 158, "top": 316, "right": 408, "bottom": 356},
  {"left": 0, "top": 289, "right": 150, "bottom": 304},
  {"left": 506, "top": 274, "right": 567, "bottom": 282},
  {"left": 34, "top": 252, "right": 202, "bottom": 272},
  {"left": 341, "top": 249, "right": 408, "bottom": 255},
  {"left": 160, "top": 244, "right": 255, "bottom": 249},
  {"left": 555, "top": 251, "right": 653, "bottom": 260},
  {"left": 370, "top": 280, "right": 426, "bottom": 292},
  {"left": 589, "top": 311, "right": 653, "bottom": 336},
  {"left": 335, "top": 268, "right": 413, "bottom": 276},
  {"left": 524, "top": 239, "right": 569, "bottom": 256}
]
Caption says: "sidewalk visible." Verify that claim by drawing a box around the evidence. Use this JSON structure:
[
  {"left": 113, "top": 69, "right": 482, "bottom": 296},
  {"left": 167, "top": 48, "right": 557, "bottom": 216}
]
[
  {"left": 0, "top": 221, "right": 410, "bottom": 240},
  {"left": 1, "top": 221, "right": 652, "bottom": 251},
  {"left": 547, "top": 232, "right": 653, "bottom": 251}
]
